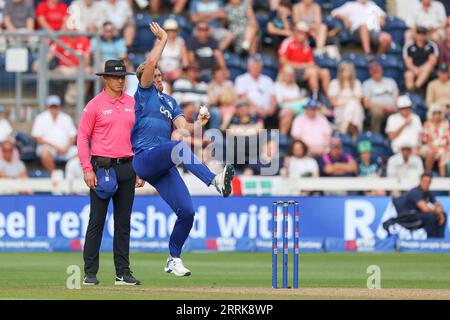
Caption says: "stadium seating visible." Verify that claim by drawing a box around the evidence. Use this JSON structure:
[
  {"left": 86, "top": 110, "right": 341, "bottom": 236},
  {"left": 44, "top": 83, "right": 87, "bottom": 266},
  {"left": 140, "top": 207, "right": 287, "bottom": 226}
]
[
  {"left": 356, "top": 131, "right": 393, "bottom": 161},
  {"left": 342, "top": 54, "right": 370, "bottom": 82},
  {"left": 158, "top": 14, "right": 193, "bottom": 40},
  {"left": 382, "top": 16, "right": 407, "bottom": 47},
  {"left": 376, "top": 54, "right": 405, "bottom": 89},
  {"left": 132, "top": 14, "right": 156, "bottom": 53},
  {"left": 315, "top": 55, "right": 339, "bottom": 79},
  {"left": 334, "top": 132, "right": 357, "bottom": 158},
  {"left": 223, "top": 51, "right": 246, "bottom": 81},
  {"left": 406, "top": 92, "right": 428, "bottom": 122}
]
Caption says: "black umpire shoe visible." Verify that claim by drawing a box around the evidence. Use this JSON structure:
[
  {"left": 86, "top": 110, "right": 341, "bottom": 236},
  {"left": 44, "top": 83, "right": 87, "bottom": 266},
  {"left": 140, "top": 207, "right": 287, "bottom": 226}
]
[
  {"left": 83, "top": 274, "right": 99, "bottom": 286},
  {"left": 115, "top": 271, "right": 141, "bottom": 286}
]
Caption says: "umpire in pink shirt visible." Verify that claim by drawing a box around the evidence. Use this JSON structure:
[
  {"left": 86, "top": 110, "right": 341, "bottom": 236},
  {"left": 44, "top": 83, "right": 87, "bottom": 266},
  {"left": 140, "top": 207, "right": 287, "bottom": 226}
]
[{"left": 77, "top": 60, "right": 144, "bottom": 286}]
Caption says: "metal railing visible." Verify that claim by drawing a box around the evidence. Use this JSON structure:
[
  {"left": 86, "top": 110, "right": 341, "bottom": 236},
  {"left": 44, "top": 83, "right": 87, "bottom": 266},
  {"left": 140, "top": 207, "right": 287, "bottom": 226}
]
[{"left": 0, "top": 30, "right": 102, "bottom": 121}]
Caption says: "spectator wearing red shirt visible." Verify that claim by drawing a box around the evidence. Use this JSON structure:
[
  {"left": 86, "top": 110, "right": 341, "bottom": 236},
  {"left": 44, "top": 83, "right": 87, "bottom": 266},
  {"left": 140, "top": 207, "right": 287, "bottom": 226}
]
[
  {"left": 36, "top": 0, "right": 68, "bottom": 31},
  {"left": 278, "top": 21, "right": 330, "bottom": 99}
]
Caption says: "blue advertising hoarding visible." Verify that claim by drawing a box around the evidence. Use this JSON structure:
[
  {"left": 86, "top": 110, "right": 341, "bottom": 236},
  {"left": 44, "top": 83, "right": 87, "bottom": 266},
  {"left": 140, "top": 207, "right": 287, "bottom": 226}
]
[{"left": 0, "top": 196, "right": 449, "bottom": 252}]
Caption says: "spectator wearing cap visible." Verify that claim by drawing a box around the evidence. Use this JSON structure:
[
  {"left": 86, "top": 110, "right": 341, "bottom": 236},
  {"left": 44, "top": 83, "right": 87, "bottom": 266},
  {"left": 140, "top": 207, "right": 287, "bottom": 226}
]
[
  {"left": 420, "top": 104, "right": 450, "bottom": 176},
  {"left": 90, "top": 21, "right": 127, "bottom": 64},
  {"left": 159, "top": 19, "right": 189, "bottom": 82},
  {"left": 403, "top": 26, "right": 439, "bottom": 91},
  {"left": 426, "top": 63, "right": 450, "bottom": 108},
  {"left": 363, "top": 60, "right": 399, "bottom": 133},
  {"left": 328, "top": 61, "right": 364, "bottom": 137},
  {"left": 292, "top": 0, "right": 328, "bottom": 52},
  {"left": 0, "top": 141, "right": 27, "bottom": 179},
  {"left": 357, "top": 140, "right": 385, "bottom": 195},
  {"left": 0, "top": 105, "right": 13, "bottom": 143},
  {"left": 31, "top": 95, "right": 77, "bottom": 174},
  {"left": 318, "top": 136, "right": 358, "bottom": 177},
  {"left": 387, "top": 142, "right": 424, "bottom": 180},
  {"left": 99, "top": 0, "right": 135, "bottom": 48},
  {"left": 234, "top": 54, "right": 278, "bottom": 129},
  {"left": 77, "top": 59, "right": 143, "bottom": 285},
  {"left": 290, "top": 99, "right": 332, "bottom": 157},
  {"left": 331, "top": 0, "right": 391, "bottom": 55},
  {"left": 188, "top": 0, "right": 234, "bottom": 51},
  {"left": 278, "top": 21, "right": 330, "bottom": 100},
  {"left": 386, "top": 95, "right": 423, "bottom": 154},
  {"left": 225, "top": 0, "right": 259, "bottom": 54},
  {"left": 405, "top": 0, "right": 447, "bottom": 44},
  {"left": 186, "top": 21, "right": 229, "bottom": 82}
]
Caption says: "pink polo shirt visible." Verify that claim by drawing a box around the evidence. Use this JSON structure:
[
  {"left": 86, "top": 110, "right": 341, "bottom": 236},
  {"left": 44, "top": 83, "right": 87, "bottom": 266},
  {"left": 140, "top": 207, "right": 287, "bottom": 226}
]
[{"left": 77, "top": 90, "right": 135, "bottom": 173}]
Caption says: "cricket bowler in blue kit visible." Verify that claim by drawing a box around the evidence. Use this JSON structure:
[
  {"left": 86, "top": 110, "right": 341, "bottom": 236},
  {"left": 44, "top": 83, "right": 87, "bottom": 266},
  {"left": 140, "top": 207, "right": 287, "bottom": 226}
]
[{"left": 131, "top": 22, "right": 234, "bottom": 277}]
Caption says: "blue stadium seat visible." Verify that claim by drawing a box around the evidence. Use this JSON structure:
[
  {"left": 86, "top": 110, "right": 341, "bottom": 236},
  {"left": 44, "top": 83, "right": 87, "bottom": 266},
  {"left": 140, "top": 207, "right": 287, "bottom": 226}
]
[
  {"left": 406, "top": 92, "right": 427, "bottom": 122},
  {"left": 376, "top": 54, "right": 404, "bottom": 89},
  {"left": 132, "top": 14, "right": 156, "bottom": 53},
  {"left": 223, "top": 51, "right": 246, "bottom": 81},
  {"left": 382, "top": 16, "right": 407, "bottom": 47},
  {"left": 356, "top": 131, "right": 392, "bottom": 161},
  {"left": 28, "top": 170, "right": 51, "bottom": 178},
  {"left": 256, "top": 12, "right": 272, "bottom": 46},
  {"left": 334, "top": 132, "right": 357, "bottom": 158},
  {"left": 128, "top": 52, "right": 146, "bottom": 70},
  {"left": 259, "top": 54, "right": 279, "bottom": 81},
  {"left": 0, "top": 53, "right": 16, "bottom": 91},
  {"left": 315, "top": 55, "right": 338, "bottom": 79},
  {"left": 342, "top": 54, "right": 370, "bottom": 82}
]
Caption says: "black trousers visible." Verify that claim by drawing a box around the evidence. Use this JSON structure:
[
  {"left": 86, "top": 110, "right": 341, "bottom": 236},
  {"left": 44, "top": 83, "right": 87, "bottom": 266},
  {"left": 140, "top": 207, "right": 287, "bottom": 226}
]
[
  {"left": 83, "top": 160, "right": 136, "bottom": 275},
  {"left": 417, "top": 211, "right": 447, "bottom": 238}
]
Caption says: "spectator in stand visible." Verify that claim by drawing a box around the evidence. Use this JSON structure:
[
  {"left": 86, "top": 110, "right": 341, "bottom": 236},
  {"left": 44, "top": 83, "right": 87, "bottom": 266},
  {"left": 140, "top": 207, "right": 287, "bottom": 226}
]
[
  {"left": 91, "top": 22, "right": 127, "bottom": 64},
  {"left": 159, "top": 19, "right": 189, "bottom": 82},
  {"left": 234, "top": 54, "right": 278, "bottom": 129},
  {"left": 292, "top": 0, "right": 328, "bottom": 52},
  {"left": 281, "top": 139, "right": 319, "bottom": 178},
  {"left": 357, "top": 140, "right": 385, "bottom": 195},
  {"left": 290, "top": 99, "right": 332, "bottom": 157},
  {"left": 217, "top": 87, "right": 237, "bottom": 131},
  {"left": 275, "top": 65, "right": 307, "bottom": 136},
  {"left": 331, "top": 0, "right": 391, "bottom": 55},
  {"left": 68, "top": 0, "right": 104, "bottom": 33},
  {"left": 31, "top": 95, "right": 77, "bottom": 174},
  {"left": 426, "top": 63, "right": 450, "bottom": 108},
  {"left": 318, "top": 136, "right": 358, "bottom": 177},
  {"left": 405, "top": 0, "right": 447, "bottom": 43},
  {"left": 149, "top": 0, "right": 188, "bottom": 14},
  {"left": 225, "top": 0, "right": 259, "bottom": 54},
  {"left": 65, "top": 150, "right": 83, "bottom": 181},
  {"left": 189, "top": 0, "right": 233, "bottom": 51},
  {"left": 267, "top": 0, "right": 293, "bottom": 48},
  {"left": 278, "top": 22, "right": 330, "bottom": 100},
  {"left": 328, "top": 62, "right": 364, "bottom": 137},
  {"left": 387, "top": 142, "right": 424, "bottom": 180},
  {"left": 172, "top": 62, "right": 209, "bottom": 106},
  {"left": 186, "top": 21, "right": 229, "bottom": 82},
  {"left": 0, "top": 141, "right": 27, "bottom": 179},
  {"left": 0, "top": 105, "right": 13, "bottom": 143},
  {"left": 208, "top": 65, "right": 234, "bottom": 106},
  {"left": 403, "top": 26, "right": 439, "bottom": 92},
  {"left": 420, "top": 104, "right": 450, "bottom": 176},
  {"left": 100, "top": 0, "right": 135, "bottom": 48},
  {"left": 363, "top": 60, "right": 399, "bottom": 133},
  {"left": 3, "top": 0, "right": 36, "bottom": 48},
  {"left": 397, "top": 172, "right": 446, "bottom": 238},
  {"left": 438, "top": 26, "right": 450, "bottom": 66},
  {"left": 386, "top": 95, "right": 423, "bottom": 154},
  {"left": 36, "top": 0, "right": 68, "bottom": 32}
]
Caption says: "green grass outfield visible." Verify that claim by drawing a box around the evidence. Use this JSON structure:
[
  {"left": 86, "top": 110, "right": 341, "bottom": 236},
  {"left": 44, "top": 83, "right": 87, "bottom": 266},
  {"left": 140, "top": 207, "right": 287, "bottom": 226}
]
[{"left": 1, "top": 252, "right": 450, "bottom": 300}]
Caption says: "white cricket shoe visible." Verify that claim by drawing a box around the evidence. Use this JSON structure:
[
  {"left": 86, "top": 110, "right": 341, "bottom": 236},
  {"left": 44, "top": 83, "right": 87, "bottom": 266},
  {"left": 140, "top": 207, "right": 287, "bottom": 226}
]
[
  {"left": 213, "top": 164, "right": 234, "bottom": 198},
  {"left": 164, "top": 257, "right": 191, "bottom": 277}
]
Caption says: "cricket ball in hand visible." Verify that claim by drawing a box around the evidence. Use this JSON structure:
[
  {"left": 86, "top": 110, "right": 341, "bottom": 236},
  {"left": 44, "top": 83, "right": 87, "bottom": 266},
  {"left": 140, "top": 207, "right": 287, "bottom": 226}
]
[{"left": 199, "top": 106, "right": 209, "bottom": 116}]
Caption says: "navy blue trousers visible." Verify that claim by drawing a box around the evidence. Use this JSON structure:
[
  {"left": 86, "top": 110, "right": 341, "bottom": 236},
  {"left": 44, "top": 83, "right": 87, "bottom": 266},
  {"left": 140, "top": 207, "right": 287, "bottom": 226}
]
[{"left": 133, "top": 141, "right": 216, "bottom": 257}]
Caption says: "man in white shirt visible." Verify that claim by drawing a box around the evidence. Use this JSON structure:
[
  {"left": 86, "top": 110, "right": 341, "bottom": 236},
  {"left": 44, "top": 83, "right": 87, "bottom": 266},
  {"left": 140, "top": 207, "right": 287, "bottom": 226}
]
[
  {"left": 234, "top": 54, "right": 278, "bottom": 128},
  {"left": 331, "top": 0, "right": 392, "bottom": 54},
  {"left": 100, "top": 0, "right": 135, "bottom": 47},
  {"left": 31, "top": 95, "right": 77, "bottom": 173},
  {"left": 387, "top": 142, "right": 424, "bottom": 181},
  {"left": 68, "top": 0, "right": 104, "bottom": 33},
  {"left": 385, "top": 95, "right": 423, "bottom": 154},
  {"left": 406, "top": 0, "right": 447, "bottom": 43}
]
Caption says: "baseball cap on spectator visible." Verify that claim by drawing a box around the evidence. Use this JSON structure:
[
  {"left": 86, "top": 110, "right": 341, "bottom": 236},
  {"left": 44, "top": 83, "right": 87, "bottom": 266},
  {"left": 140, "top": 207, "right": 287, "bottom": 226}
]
[
  {"left": 397, "top": 95, "right": 413, "bottom": 109},
  {"left": 163, "top": 19, "right": 178, "bottom": 31},
  {"left": 438, "top": 63, "right": 449, "bottom": 72},
  {"left": 358, "top": 140, "right": 372, "bottom": 153},
  {"left": 400, "top": 141, "right": 414, "bottom": 149},
  {"left": 306, "top": 99, "right": 319, "bottom": 109},
  {"left": 46, "top": 95, "right": 61, "bottom": 107},
  {"left": 416, "top": 26, "right": 428, "bottom": 34},
  {"left": 295, "top": 21, "right": 310, "bottom": 33}
]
